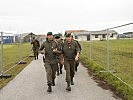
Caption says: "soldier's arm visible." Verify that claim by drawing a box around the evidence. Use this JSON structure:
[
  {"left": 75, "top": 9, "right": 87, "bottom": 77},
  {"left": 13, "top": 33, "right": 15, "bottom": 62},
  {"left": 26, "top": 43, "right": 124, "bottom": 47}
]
[
  {"left": 75, "top": 42, "right": 80, "bottom": 54},
  {"left": 38, "top": 40, "right": 40, "bottom": 47},
  {"left": 39, "top": 43, "right": 45, "bottom": 54},
  {"left": 52, "top": 41, "right": 62, "bottom": 54},
  {"left": 75, "top": 40, "right": 81, "bottom": 53},
  {"left": 53, "top": 46, "right": 62, "bottom": 54},
  {"left": 75, "top": 42, "right": 80, "bottom": 60},
  {"left": 59, "top": 43, "right": 64, "bottom": 64}
]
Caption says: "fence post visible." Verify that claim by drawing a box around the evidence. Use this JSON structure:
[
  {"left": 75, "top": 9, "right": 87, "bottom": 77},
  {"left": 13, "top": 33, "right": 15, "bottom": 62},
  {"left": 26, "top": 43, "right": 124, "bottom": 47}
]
[
  {"left": 90, "top": 32, "right": 92, "bottom": 60},
  {"left": 100, "top": 29, "right": 115, "bottom": 73},
  {"left": 0, "top": 32, "right": 4, "bottom": 75},
  {"left": 106, "top": 29, "right": 110, "bottom": 71},
  {"left": 18, "top": 34, "right": 26, "bottom": 64},
  {"left": 0, "top": 31, "right": 11, "bottom": 78}
]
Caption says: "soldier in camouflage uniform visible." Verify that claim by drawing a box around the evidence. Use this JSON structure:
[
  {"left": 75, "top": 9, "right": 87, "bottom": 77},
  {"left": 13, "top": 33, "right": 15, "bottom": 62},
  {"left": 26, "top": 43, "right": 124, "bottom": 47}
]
[
  {"left": 31, "top": 37, "right": 40, "bottom": 60},
  {"left": 40, "top": 32, "right": 58, "bottom": 93},
  {"left": 62, "top": 33, "right": 80, "bottom": 91},
  {"left": 64, "top": 32, "right": 82, "bottom": 72},
  {"left": 54, "top": 35, "right": 63, "bottom": 75}
]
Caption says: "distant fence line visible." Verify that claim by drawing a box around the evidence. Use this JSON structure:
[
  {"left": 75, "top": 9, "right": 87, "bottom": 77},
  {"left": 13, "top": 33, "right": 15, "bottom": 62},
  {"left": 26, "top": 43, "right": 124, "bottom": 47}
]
[
  {"left": 0, "top": 23, "right": 133, "bottom": 90},
  {"left": 0, "top": 32, "right": 33, "bottom": 78},
  {"left": 81, "top": 22, "right": 133, "bottom": 90}
]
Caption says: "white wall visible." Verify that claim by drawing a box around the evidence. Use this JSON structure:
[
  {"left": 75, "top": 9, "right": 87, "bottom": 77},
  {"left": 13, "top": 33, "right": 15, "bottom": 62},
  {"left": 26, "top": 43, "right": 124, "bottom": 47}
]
[
  {"left": 76, "top": 34, "right": 117, "bottom": 41},
  {"left": 77, "top": 35, "right": 87, "bottom": 41},
  {"left": 109, "top": 34, "right": 117, "bottom": 40}
]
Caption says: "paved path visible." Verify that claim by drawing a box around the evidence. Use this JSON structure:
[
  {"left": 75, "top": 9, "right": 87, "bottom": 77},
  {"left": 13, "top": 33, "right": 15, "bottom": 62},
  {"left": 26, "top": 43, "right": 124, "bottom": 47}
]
[{"left": 0, "top": 55, "right": 121, "bottom": 100}]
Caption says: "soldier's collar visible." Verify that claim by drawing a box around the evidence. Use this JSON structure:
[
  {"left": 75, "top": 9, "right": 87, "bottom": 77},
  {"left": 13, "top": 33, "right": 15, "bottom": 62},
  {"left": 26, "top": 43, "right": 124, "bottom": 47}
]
[
  {"left": 47, "top": 39, "right": 53, "bottom": 42},
  {"left": 67, "top": 41, "right": 72, "bottom": 44}
]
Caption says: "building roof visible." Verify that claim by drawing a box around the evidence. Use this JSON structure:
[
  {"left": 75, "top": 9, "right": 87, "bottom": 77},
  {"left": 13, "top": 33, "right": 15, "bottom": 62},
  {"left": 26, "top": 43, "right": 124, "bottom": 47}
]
[
  {"left": 90, "top": 30, "right": 117, "bottom": 35},
  {"left": 71, "top": 30, "right": 117, "bottom": 35},
  {"left": 21, "top": 33, "right": 36, "bottom": 38},
  {"left": 37, "top": 34, "right": 47, "bottom": 38},
  {"left": 65, "top": 30, "right": 89, "bottom": 34},
  {"left": 123, "top": 32, "right": 133, "bottom": 34}
]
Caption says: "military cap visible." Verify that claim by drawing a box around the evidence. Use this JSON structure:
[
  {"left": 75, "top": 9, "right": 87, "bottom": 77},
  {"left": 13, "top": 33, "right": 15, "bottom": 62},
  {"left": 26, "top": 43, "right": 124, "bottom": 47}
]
[
  {"left": 65, "top": 33, "right": 72, "bottom": 37},
  {"left": 54, "top": 35, "right": 60, "bottom": 39},
  {"left": 47, "top": 32, "right": 53, "bottom": 36}
]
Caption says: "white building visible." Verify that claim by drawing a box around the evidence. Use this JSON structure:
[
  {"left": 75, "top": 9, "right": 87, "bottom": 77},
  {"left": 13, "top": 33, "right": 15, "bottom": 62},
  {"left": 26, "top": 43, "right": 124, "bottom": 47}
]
[{"left": 65, "top": 30, "right": 118, "bottom": 41}]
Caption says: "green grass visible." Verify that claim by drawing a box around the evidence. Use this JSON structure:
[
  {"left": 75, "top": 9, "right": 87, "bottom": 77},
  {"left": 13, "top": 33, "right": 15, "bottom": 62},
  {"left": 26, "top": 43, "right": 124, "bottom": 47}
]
[
  {"left": 80, "top": 39, "right": 133, "bottom": 100},
  {"left": 1, "top": 43, "right": 33, "bottom": 71},
  {"left": 0, "top": 43, "right": 34, "bottom": 89}
]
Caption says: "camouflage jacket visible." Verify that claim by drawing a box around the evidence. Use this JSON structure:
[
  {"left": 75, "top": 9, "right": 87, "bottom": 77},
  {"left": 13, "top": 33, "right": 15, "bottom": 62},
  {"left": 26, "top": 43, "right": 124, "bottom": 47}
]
[{"left": 40, "top": 39, "right": 58, "bottom": 64}]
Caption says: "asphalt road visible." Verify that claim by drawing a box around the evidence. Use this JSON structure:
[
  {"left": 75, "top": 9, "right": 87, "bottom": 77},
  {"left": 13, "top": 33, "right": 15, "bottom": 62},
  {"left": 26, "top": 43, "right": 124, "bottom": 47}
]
[{"left": 0, "top": 55, "right": 121, "bottom": 100}]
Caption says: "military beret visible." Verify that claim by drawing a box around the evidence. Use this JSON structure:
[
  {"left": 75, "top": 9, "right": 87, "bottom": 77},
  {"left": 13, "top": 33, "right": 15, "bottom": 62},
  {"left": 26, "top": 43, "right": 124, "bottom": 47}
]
[
  {"left": 47, "top": 32, "right": 53, "bottom": 36},
  {"left": 65, "top": 33, "right": 72, "bottom": 37},
  {"left": 54, "top": 35, "right": 60, "bottom": 39}
]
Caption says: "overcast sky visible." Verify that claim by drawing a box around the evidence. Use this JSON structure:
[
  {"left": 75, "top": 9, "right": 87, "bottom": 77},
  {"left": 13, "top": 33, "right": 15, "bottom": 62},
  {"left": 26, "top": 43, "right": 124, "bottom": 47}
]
[{"left": 0, "top": 0, "right": 133, "bottom": 34}]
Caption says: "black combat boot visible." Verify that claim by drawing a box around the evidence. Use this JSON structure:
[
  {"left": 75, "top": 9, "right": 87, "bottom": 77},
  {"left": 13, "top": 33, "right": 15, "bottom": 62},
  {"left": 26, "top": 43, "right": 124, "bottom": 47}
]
[
  {"left": 75, "top": 66, "right": 77, "bottom": 72},
  {"left": 60, "top": 64, "right": 63, "bottom": 74},
  {"left": 57, "top": 71, "right": 59, "bottom": 76},
  {"left": 37, "top": 53, "right": 38, "bottom": 59},
  {"left": 47, "top": 84, "right": 52, "bottom": 92},
  {"left": 71, "top": 78, "right": 74, "bottom": 85},
  {"left": 66, "top": 82, "right": 71, "bottom": 91},
  {"left": 60, "top": 69, "right": 62, "bottom": 74}
]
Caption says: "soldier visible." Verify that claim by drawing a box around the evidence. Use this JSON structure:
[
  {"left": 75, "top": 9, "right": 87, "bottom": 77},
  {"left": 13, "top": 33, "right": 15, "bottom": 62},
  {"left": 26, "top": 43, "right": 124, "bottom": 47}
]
[
  {"left": 54, "top": 35, "right": 63, "bottom": 75},
  {"left": 62, "top": 33, "right": 80, "bottom": 91},
  {"left": 40, "top": 32, "right": 58, "bottom": 93},
  {"left": 31, "top": 37, "right": 40, "bottom": 60},
  {"left": 64, "top": 32, "right": 82, "bottom": 72}
]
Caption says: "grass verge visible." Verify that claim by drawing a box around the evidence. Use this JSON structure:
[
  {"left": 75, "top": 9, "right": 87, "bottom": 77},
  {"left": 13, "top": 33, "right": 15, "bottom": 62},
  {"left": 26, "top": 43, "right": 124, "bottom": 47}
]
[
  {"left": 0, "top": 42, "right": 34, "bottom": 89},
  {"left": 80, "top": 55, "right": 133, "bottom": 100}
]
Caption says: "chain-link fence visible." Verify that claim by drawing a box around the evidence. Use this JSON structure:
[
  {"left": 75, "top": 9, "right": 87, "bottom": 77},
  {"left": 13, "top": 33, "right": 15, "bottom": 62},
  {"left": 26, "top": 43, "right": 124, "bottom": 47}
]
[
  {"left": 0, "top": 32, "right": 33, "bottom": 78},
  {"left": 81, "top": 23, "right": 133, "bottom": 89}
]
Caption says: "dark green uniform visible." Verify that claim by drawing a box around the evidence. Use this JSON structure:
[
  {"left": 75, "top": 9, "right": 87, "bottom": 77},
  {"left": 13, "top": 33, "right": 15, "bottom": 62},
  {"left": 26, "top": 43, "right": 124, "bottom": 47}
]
[
  {"left": 31, "top": 39, "right": 40, "bottom": 60},
  {"left": 62, "top": 40, "right": 80, "bottom": 86},
  {"left": 56, "top": 40, "right": 63, "bottom": 75},
  {"left": 40, "top": 39, "right": 58, "bottom": 86}
]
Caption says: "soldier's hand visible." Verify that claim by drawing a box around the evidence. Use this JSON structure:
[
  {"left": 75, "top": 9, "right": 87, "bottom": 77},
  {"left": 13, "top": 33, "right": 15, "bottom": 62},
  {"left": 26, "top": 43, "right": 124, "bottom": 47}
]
[
  {"left": 53, "top": 48, "right": 57, "bottom": 52},
  {"left": 75, "top": 56, "right": 79, "bottom": 61}
]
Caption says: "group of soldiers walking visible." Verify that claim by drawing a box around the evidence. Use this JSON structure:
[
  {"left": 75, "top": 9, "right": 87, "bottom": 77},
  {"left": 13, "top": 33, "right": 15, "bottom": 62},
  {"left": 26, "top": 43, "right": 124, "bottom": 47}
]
[{"left": 31, "top": 32, "right": 81, "bottom": 93}]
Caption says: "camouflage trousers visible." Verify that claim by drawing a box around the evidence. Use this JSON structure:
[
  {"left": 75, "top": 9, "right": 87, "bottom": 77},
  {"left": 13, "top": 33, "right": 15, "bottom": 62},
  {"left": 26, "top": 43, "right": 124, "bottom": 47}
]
[
  {"left": 44, "top": 62, "right": 58, "bottom": 85},
  {"left": 64, "top": 60, "right": 75, "bottom": 83},
  {"left": 33, "top": 47, "right": 39, "bottom": 59}
]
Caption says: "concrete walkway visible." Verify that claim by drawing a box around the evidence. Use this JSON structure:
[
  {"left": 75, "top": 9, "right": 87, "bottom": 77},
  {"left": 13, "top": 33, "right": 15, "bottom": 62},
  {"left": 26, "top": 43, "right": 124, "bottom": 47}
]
[{"left": 0, "top": 55, "right": 121, "bottom": 100}]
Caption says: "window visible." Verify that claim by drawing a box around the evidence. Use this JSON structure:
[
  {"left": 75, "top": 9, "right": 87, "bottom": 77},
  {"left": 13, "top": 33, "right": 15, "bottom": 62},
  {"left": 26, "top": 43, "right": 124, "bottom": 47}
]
[
  {"left": 95, "top": 35, "right": 98, "bottom": 38},
  {"left": 102, "top": 34, "right": 106, "bottom": 38},
  {"left": 110, "top": 34, "right": 113, "bottom": 37}
]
